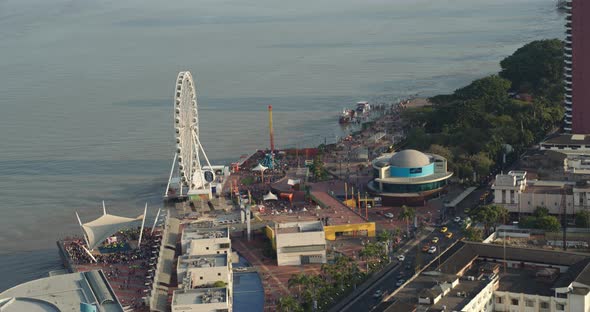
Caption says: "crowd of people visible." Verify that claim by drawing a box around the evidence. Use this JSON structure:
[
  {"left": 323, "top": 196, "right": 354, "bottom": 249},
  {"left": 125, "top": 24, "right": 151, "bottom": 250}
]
[{"left": 63, "top": 227, "right": 160, "bottom": 265}]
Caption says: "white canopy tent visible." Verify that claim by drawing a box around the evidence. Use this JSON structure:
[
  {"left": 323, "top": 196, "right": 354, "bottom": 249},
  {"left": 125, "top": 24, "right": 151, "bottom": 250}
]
[
  {"left": 77, "top": 202, "right": 147, "bottom": 250},
  {"left": 252, "top": 164, "right": 268, "bottom": 172},
  {"left": 263, "top": 191, "right": 278, "bottom": 201}
]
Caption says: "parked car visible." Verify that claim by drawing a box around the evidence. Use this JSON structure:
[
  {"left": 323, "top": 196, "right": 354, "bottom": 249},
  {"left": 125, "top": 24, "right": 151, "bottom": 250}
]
[
  {"left": 422, "top": 244, "right": 430, "bottom": 252},
  {"left": 428, "top": 246, "right": 437, "bottom": 254},
  {"left": 373, "top": 289, "right": 384, "bottom": 298},
  {"left": 384, "top": 212, "right": 394, "bottom": 219},
  {"left": 440, "top": 227, "right": 448, "bottom": 233},
  {"left": 446, "top": 232, "right": 453, "bottom": 239},
  {"left": 395, "top": 279, "right": 405, "bottom": 287},
  {"left": 431, "top": 237, "right": 439, "bottom": 244},
  {"left": 397, "top": 254, "right": 406, "bottom": 262},
  {"left": 454, "top": 216, "right": 461, "bottom": 223}
]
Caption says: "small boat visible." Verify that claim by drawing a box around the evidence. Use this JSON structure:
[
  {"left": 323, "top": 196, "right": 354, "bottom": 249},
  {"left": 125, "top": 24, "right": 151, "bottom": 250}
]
[
  {"left": 338, "top": 109, "right": 356, "bottom": 124},
  {"left": 356, "top": 101, "right": 371, "bottom": 115}
]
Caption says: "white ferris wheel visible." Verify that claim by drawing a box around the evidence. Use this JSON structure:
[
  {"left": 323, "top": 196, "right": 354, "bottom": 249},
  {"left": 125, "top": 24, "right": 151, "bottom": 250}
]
[{"left": 165, "top": 71, "right": 215, "bottom": 199}]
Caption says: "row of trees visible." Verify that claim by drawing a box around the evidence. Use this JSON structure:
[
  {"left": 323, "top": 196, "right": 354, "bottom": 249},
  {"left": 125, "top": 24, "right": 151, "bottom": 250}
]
[
  {"left": 402, "top": 39, "right": 565, "bottom": 181},
  {"left": 278, "top": 256, "right": 365, "bottom": 312}
]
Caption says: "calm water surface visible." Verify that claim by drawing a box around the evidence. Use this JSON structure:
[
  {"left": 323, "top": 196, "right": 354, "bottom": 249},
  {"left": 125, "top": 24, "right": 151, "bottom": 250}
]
[{"left": 0, "top": 0, "right": 563, "bottom": 290}]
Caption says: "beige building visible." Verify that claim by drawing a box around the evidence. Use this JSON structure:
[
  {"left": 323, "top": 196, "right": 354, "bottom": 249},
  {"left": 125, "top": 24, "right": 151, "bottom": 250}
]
[
  {"left": 181, "top": 227, "right": 231, "bottom": 256},
  {"left": 177, "top": 254, "right": 231, "bottom": 289},
  {"left": 492, "top": 171, "right": 590, "bottom": 217},
  {"left": 172, "top": 287, "right": 231, "bottom": 312},
  {"left": 275, "top": 221, "right": 327, "bottom": 266}
]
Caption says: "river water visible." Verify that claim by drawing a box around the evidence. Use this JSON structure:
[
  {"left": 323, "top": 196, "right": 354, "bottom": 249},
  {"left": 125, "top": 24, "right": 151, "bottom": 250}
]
[{"left": 0, "top": 0, "right": 564, "bottom": 290}]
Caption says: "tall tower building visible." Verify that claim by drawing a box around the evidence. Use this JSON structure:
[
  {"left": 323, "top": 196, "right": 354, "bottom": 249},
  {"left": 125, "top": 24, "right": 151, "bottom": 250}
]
[{"left": 564, "top": 0, "right": 590, "bottom": 133}]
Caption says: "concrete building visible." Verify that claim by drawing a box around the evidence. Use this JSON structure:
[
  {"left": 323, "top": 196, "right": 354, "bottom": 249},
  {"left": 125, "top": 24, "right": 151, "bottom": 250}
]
[
  {"left": 177, "top": 254, "right": 232, "bottom": 289},
  {"left": 181, "top": 226, "right": 231, "bottom": 256},
  {"left": 0, "top": 270, "right": 124, "bottom": 312},
  {"left": 564, "top": 0, "right": 590, "bottom": 133},
  {"left": 172, "top": 287, "right": 231, "bottom": 312},
  {"left": 367, "top": 149, "right": 453, "bottom": 205},
  {"left": 491, "top": 171, "right": 590, "bottom": 218},
  {"left": 274, "top": 221, "right": 327, "bottom": 266},
  {"left": 385, "top": 241, "right": 590, "bottom": 312}
]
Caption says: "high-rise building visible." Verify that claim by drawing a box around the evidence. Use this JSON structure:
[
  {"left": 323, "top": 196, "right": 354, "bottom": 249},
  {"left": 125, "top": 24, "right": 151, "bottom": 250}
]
[{"left": 564, "top": 0, "right": 590, "bottom": 133}]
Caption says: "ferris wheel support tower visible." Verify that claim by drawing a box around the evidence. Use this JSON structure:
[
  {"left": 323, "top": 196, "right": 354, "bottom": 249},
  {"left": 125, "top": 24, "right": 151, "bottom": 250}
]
[{"left": 164, "top": 71, "right": 215, "bottom": 200}]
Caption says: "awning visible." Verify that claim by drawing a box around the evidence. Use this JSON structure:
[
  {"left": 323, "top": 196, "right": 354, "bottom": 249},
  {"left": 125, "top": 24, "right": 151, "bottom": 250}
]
[
  {"left": 287, "top": 179, "right": 301, "bottom": 186},
  {"left": 252, "top": 164, "right": 268, "bottom": 172},
  {"left": 81, "top": 213, "right": 144, "bottom": 250},
  {"left": 263, "top": 191, "right": 278, "bottom": 201}
]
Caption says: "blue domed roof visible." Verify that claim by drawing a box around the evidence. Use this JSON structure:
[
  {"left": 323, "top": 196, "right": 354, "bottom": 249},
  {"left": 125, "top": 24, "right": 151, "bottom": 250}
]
[{"left": 389, "top": 150, "right": 430, "bottom": 168}]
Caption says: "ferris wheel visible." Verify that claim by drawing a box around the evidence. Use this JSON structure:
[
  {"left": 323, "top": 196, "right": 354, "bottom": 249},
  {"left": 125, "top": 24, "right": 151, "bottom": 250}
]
[{"left": 165, "top": 71, "right": 214, "bottom": 198}]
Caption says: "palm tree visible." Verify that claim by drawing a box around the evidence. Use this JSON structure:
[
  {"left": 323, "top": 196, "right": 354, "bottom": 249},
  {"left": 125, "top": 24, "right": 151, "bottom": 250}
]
[
  {"left": 288, "top": 273, "right": 309, "bottom": 298},
  {"left": 277, "top": 295, "right": 303, "bottom": 312},
  {"left": 398, "top": 205, "right": 416, "bottom": 236}
]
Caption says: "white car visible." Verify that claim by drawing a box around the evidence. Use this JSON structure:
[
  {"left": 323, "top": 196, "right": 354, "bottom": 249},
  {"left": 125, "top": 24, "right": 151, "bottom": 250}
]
[
  {"left": 428, "top": 246, "right": 437, "bottom": 254},
  {"left": 372, "top": 289, "right": 384, "bottom": 298},
  {"left": 384, "top": 212, "right": 394, "bottom": 219},
  {"left": 454, "top": 216, "right": 461, "bottom": 223},
  {"left": 397, "top": 255, "right": 405, "bottom": 262}
]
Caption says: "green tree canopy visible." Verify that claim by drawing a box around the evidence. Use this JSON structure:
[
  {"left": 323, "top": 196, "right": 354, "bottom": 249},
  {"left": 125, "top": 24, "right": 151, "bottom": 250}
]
[
  {"left": 575, "top": 211, "right": 590, "bottom": 228},
  {"left": 499, "top": 39, "right": 564, "bottom": 99},
  {"left": 474, "top": 205, "right": 508, "bottom": 235}
]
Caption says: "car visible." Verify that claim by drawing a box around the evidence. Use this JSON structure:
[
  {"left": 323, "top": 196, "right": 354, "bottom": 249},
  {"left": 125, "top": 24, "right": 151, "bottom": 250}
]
[
  {"left": 384, "top": 212, "right": 394, "bottom": 219},
  {"left": 372, "top": 289, "right": 384, "bottom": 298},
  {"left": 446, "top": 232, "right": 453, "bottom": 239},
  {"left": 395, "top": 279, "right": 405, "bottom": 287},
  {"left": 440, "top": 227, "right": 448, "bottom": 233},
  {"left": 397, "top": 272, "right": 404, "bottom": 279},
  {"left": 397, "top": 255, "right": 406, "bottom": 262},
  {"left": 422, "top": 244, "right": 430, "bottom": 252},
  {"left": 454, "top": 216, "right": 461, "bottom": 223},
  {"left": 428, "top": 246, "right": 437, "bottom": 254},
  {"left": 234, "top": 267, "right": 248, "bottom": 272},
  {"left": 431, "top": 237, "right": 439, "bottom": 244},
  {"left": 464, "top": 208, "right": 470, "bottom": 214}
]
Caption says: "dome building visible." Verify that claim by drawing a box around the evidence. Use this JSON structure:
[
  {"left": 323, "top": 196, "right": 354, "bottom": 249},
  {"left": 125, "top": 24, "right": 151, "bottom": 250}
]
[{"left": 367, "top": 149, "right": 453, "bottom": 205}]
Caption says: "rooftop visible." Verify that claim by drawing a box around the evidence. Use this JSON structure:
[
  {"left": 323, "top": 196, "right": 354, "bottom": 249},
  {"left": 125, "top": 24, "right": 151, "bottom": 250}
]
[
  {"left": 172, "top": 288, "right": 228, "bottom": 305},
  {"left": 542, "top": 133, "right": 590, "bottom": 146},
  {"left": 178, "top": 254, "right": 228, "bottom": 269},
  {"left": 276, "top": 221, "right": 324, "bottom": 234},
  {"left": 389, "top": 150, "right": 431, "bottom": 168},
  {"left": 182, "top": 227, "right": 229, "bottom": 240},
  {"left": 0, "top": 270, "right": 123, "bottom": 312}
]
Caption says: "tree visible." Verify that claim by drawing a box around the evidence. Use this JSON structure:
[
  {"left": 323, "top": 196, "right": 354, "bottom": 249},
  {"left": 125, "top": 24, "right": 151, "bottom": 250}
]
[
  {"left": 463, "top": 227, "right": 483, "bottom": 242},
  {"left": 428, "top": 144, "right": 453, "bottom": 162},
  {"left": 575, "top": 211, "right": 590, "bottom": 228},
  {"left": 377, "top": 229, "right": 393, "bottom": 243},
  {"left": 288, "top": 273, "right": 309, "bottom": 297},
  {"left": 470, "top": 152, "right": 494, "bottom": 179},
  {"left": 277, "top": 295, "right": 303, "bottom": 312},
  {"left": 474, "top": 205, "right": 508, "bottom": 235},
  {"left": 499, "top": 39, "right": 564, "bottom": 98},
  {"left": 398, "top": 205, "right": 416, "bottom": 236},
  {"left": 536, "top": 216, "right": 561, "bottom": 232}
]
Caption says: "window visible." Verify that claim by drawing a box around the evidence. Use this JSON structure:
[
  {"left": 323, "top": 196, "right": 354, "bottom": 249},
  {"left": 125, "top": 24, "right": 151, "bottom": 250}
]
[
  {"left": 218, "top": 273, "right": 221, "bottom": 276},
  {"left": 511, "top": 298, "right": 519, "bottom": 305},
  {"left": 206, "top": 247, "right": 210, "bottom": 250},
  {"left": 557, "top": 292, "right": 568, "bottom": 299},
  {"left": 496, "top": 297, "right": 503, "bottom": 304},
  {"left": 525, "top": 299, "right": 534, "bottom": 307},
  {"left": 410, "top": 167, "right": 422, "bottom": 174},
  {"left": 556, "top": 303, "right": 565, "bottom": 310},
  {"left": 200, "top": 276, "right": 203, "bottom": 280},
  {"left": 217, "top": 251, "right": 220, "bottom": 254},
  {"left": 219, "top": 243, "right": 230, "bottom": 249},
  {"left": 540, "top": 302, "right": 549, "bottom": 309}
]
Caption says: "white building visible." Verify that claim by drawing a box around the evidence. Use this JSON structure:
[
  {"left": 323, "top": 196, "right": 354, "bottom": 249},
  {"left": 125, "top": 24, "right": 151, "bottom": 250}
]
[
  {"left": 275, "top": 221, "right": 327, "bottom": 266},
  {"left": 181, "top": 227, "right": 231, "bottom": 256},
  {"left": 177, "top": 254, "right": 232, "bottom": 289},
  {"left": 172, "top": 287, "right": 231, "bottom": 312},
  {"left": 492, "top": 171, "right": 590, "bottom": 217}
]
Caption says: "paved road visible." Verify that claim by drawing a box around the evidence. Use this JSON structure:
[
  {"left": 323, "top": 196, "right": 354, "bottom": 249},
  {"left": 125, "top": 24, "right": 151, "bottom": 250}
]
[{"left": 340, "top": 221, "right": 466, "bottom": 312}]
